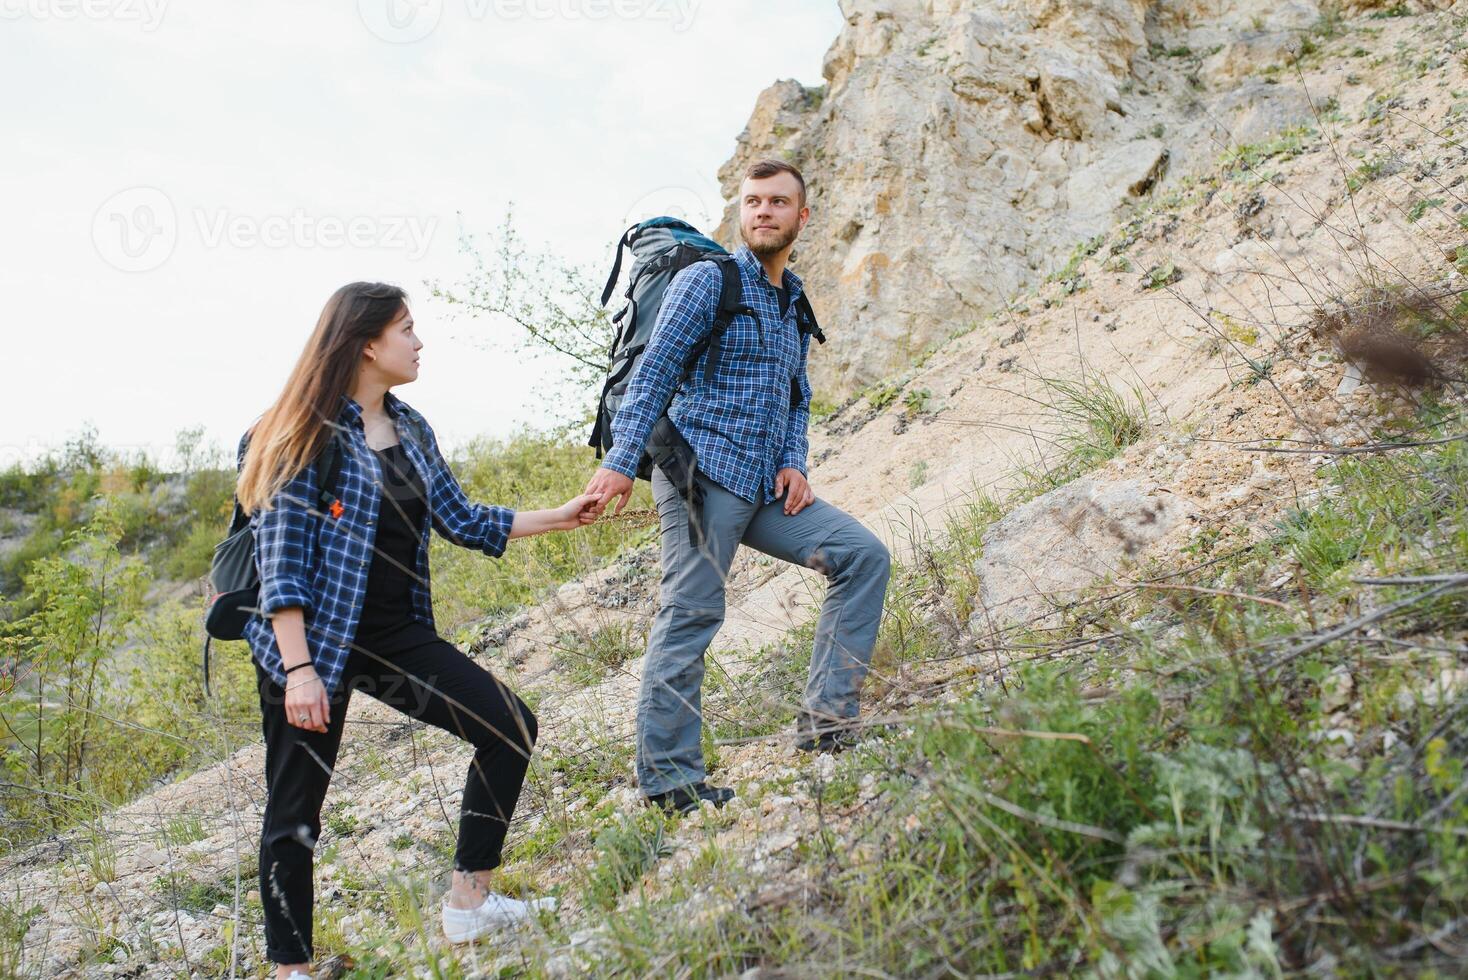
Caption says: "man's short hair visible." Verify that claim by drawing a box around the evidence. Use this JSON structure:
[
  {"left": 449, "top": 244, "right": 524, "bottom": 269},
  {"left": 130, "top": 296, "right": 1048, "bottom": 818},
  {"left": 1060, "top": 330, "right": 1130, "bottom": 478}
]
[{"left": 743, "top": 158, "right": 806, "bottom": 208}]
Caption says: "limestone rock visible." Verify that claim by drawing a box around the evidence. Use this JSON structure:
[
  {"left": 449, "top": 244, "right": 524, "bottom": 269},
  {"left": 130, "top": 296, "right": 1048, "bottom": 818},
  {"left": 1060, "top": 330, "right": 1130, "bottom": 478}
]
[
  {"left": 1320, "top": 666, "right": 1355, "bottom": 714},
  {"left": 710, "top": 0, "right": 1323, "bottom": 396},
  {"left": 969, "top": 478, "right": 1193, "bottom": 630}
]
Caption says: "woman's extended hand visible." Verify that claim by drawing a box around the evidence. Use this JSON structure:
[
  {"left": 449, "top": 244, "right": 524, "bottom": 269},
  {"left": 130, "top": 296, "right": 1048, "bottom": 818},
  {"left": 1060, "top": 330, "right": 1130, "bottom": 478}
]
[
  {"left": 551, "top": 493, "right": 601, "bottom": 530},
  {"left": 284, "top": 667, "right": 330, "bottom": 732},
  {"left": 508, "top": 494, "right": 604, "bottom": 539}
]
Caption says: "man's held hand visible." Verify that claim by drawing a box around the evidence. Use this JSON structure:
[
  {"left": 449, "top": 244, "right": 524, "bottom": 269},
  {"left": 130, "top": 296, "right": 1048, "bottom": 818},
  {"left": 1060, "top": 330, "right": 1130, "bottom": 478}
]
[
  {"left": 585, "top": 467, "right": 635, "bottom": 518},
  {"left": 775, "top": 467, "right": 814, "bottom": 515}
]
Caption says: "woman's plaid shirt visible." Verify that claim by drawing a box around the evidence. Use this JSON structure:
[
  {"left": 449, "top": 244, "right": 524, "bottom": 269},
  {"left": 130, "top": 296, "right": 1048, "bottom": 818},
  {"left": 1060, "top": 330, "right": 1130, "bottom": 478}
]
[
  {"left": 237, "top": 391, "right": 515, "bottom": 697},
  {"left": 602, "top": 243, "right": 814, "bottom": 504}
]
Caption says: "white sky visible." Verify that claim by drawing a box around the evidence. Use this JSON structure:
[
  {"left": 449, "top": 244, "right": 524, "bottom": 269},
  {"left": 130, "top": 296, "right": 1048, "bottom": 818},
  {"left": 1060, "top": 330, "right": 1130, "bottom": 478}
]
[{"left": 1, "top": 0, "right": 843, "bottom": 470}]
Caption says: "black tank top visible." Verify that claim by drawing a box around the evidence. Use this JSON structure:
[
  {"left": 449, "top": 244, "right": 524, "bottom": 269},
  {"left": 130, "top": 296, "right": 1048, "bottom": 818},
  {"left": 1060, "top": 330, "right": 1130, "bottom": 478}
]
[{"left": 355, "top": 442, "right": 427, "bottom": 638}]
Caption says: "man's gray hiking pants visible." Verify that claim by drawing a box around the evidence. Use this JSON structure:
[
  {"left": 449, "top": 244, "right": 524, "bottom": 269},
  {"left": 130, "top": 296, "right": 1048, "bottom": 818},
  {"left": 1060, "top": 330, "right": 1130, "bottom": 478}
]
[{"left": 636, "top": 467, "right": 891, "bottom": 796}]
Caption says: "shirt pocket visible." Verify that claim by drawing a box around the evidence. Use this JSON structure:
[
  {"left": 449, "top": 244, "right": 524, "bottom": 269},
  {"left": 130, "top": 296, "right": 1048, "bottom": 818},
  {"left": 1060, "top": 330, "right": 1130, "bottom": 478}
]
[{"left": 317, "top": 495, "right": 372, "bottom": 571}]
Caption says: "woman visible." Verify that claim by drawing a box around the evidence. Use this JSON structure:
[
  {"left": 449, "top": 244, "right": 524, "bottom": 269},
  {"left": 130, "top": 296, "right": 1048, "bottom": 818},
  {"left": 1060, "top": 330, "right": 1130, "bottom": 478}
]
[{"left": 234, "top": 281, "right": 596, "bottom": 980}]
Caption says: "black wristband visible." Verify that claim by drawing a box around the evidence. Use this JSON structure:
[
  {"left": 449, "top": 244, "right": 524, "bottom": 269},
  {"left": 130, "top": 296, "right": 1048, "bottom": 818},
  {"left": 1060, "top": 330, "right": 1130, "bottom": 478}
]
[{"left": 284, "top": 661, "right": 315, "bottom": 675}]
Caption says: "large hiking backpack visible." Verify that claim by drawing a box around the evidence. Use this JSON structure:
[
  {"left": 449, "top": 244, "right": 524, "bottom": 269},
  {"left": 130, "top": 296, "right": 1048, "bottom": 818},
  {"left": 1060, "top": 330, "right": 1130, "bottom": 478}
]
[{"left": 587, "top": 216, "right": 825, "bottom": 482}]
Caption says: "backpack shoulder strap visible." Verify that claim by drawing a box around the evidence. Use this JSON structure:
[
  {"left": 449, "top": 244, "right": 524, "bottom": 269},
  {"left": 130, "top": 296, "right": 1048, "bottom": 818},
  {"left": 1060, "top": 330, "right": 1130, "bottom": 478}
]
[
  {"left": 314, "top": 432, "right": 344, "bottom": 513},
  {"left": 600, "top": 223, "right": 638, "bottom": 306},
  {"left": 688, "top": 254, "right": 752, "bottom": 385},
  {"left": 228, "top": 430, "right": 253, "bottom": 534},
  {"left": 225, "top": 426, "right": 342, "bottom": 530},
  {"left": 794, "top": 292, "right": 826, "bottom": 345}
]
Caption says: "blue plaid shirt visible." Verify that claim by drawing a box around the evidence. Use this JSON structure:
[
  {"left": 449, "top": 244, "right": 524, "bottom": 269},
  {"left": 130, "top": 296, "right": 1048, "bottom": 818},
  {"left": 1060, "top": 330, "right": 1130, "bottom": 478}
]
[
  {"left": 602, "top": 244, "right": 813, "bottom": 505},
  {"left": 237, "top": 391, "right": 515, "bottom": 697}
]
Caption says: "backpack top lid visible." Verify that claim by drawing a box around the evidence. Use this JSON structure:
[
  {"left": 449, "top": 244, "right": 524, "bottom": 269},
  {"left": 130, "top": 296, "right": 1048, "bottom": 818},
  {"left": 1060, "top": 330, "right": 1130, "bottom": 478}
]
[
  {"left": 631, "top": 216, "right": 724, "bottom": 251},
  {"left": 600, "top": 216, "right": 728, "bottom": 306}
]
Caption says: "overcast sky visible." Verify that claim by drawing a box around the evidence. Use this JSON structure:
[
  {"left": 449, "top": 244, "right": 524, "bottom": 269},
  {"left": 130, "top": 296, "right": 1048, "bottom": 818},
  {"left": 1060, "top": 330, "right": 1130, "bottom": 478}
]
[{"left": 1, "top": 0, "right": 843, "bottom": 470}]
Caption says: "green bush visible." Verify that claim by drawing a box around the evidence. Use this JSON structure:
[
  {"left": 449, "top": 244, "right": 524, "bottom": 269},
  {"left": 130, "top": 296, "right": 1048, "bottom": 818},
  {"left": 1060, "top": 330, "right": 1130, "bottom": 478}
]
[
  {"left": 430, "top": 428, "right": 653, "bottom": 630},
  {"left": 1020, "top": 371, "right": 1150, "bottom": 492},
  {"left": 583, "top": 810, "right": 669, "bottom": 911},
  {"left": 0, "top": 503, "right": 262, "bottom": 845},
  {"left": 553, "top": 621, "right": 646, "bottom": 687},
  {"left": 0, "top": 501, "right": 151, "bottom": 833}
]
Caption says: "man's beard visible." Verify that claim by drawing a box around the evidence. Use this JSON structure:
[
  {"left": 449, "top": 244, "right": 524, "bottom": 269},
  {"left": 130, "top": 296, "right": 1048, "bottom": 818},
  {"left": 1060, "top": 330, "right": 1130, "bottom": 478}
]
[{"left": 741, "top": 221, "right": 798, "bottom": 256}]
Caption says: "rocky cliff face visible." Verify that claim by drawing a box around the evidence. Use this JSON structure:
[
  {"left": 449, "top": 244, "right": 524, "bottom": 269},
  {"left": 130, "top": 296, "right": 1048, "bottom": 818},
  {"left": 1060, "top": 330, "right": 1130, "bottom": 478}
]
[{"left": 713, "top": 0, "right": 1343, "bottom": 393}]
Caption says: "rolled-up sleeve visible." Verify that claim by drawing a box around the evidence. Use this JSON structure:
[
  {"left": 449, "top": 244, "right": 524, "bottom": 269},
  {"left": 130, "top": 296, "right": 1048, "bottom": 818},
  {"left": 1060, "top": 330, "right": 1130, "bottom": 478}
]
[
  {"left": 250, "top": 459, "right": 320, "bottom": 617},
  {"left": 419, "top": 414, "right": 516, "bottom": 558}
]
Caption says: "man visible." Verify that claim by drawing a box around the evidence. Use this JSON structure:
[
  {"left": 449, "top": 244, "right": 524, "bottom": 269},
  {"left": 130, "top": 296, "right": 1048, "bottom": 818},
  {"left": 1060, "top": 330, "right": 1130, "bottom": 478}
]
[{"left": 584, "top": 159, "right": 892, "bottom": 814}]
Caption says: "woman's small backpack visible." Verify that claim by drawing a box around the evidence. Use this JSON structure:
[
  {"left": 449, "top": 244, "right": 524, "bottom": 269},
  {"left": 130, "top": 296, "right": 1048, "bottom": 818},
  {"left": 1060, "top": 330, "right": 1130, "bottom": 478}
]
[{"left": 201, "top": 432, "right": 344, "bottom": 697}]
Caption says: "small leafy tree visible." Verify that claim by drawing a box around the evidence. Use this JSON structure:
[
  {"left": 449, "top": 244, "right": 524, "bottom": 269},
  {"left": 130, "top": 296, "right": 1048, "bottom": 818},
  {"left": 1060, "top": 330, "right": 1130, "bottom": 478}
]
[
  {"left": 0, "top": 497, "right": 150, "bottom": 832},
  {"left": 429, "top": 209, "right": 616, "bottom": 431}
]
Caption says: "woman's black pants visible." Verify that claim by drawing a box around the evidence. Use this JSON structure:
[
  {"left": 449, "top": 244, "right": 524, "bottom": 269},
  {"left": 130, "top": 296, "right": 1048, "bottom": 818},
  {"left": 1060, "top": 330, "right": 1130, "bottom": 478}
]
[{"left": 253, "top": 622, "right": 537, "bottom": 965}]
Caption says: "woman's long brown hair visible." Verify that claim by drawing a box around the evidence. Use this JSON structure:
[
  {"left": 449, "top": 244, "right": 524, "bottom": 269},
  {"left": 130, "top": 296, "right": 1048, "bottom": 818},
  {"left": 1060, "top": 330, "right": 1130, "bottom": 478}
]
[{"left": 236, "top": 281, "right": 408, "bottom": 513}]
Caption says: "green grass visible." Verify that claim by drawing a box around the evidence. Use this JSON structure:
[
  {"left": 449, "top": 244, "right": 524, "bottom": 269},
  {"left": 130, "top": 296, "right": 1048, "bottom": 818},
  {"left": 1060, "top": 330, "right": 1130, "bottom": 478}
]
[
  {"left": 1347, "top": 151, "right": 1399, "bottom": 192},
  {"left": 867, "top": 383, "right": 901, "bottom": 412},
  {"left": 163, "top": 820, "right": 205, "bottom": 852},
  {"left": 538, "top": 724, "right": 635, "bottom": 801},
  {"left": 582, "top": 810, "right": 670, "bottom": 911},
  {"left": 1021, "top": 372, "right": 1151, "bottom": 493},
  {"left": 901, "top": 387, "right": 932, "bottom": 414},
  {"left": 1140, "top": 261, "right": 1183, "bottom": 290},
  {"left": 552, "top": 620, "right": 646, "bottom": 687},
  {"left": 325, "top": 806, "right": 361, "bottom": 839},
  {"left": 0, "top": 893, "right": 44, "bottom": 977},
  {"left": 707, "top": 619, "right": 818, "bottom": 744},
  {"left": 153, "top": 871, "right": 232, "bottom": 914},
  {"left": 1407, "top": 197, "right": 1444, "bottom": 223},
  {"left": 431, "top": 428, "right": 656, "bottom": 630},
  {"left": 1047, "top": 233, "right": 1107, "bottom": 283},
  {"left": 1219, "top": 126, "right": 1314, "bottom": 179}
]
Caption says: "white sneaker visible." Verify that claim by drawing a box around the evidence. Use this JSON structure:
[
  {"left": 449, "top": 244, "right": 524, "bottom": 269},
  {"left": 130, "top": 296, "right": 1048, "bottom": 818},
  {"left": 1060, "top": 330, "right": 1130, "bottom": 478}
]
[
  {"left": 284, "top": 972, "right": 312, "bottom": 980},
  {"left": 441, "top": 891, "right": 557, "bottom": 943}
]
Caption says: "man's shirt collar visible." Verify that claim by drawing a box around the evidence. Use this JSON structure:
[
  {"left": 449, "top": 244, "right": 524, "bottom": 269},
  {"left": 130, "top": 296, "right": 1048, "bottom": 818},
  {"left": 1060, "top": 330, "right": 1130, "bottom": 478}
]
[{"left": 733, "top": 243, "right": 803, "bottom": 297}]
